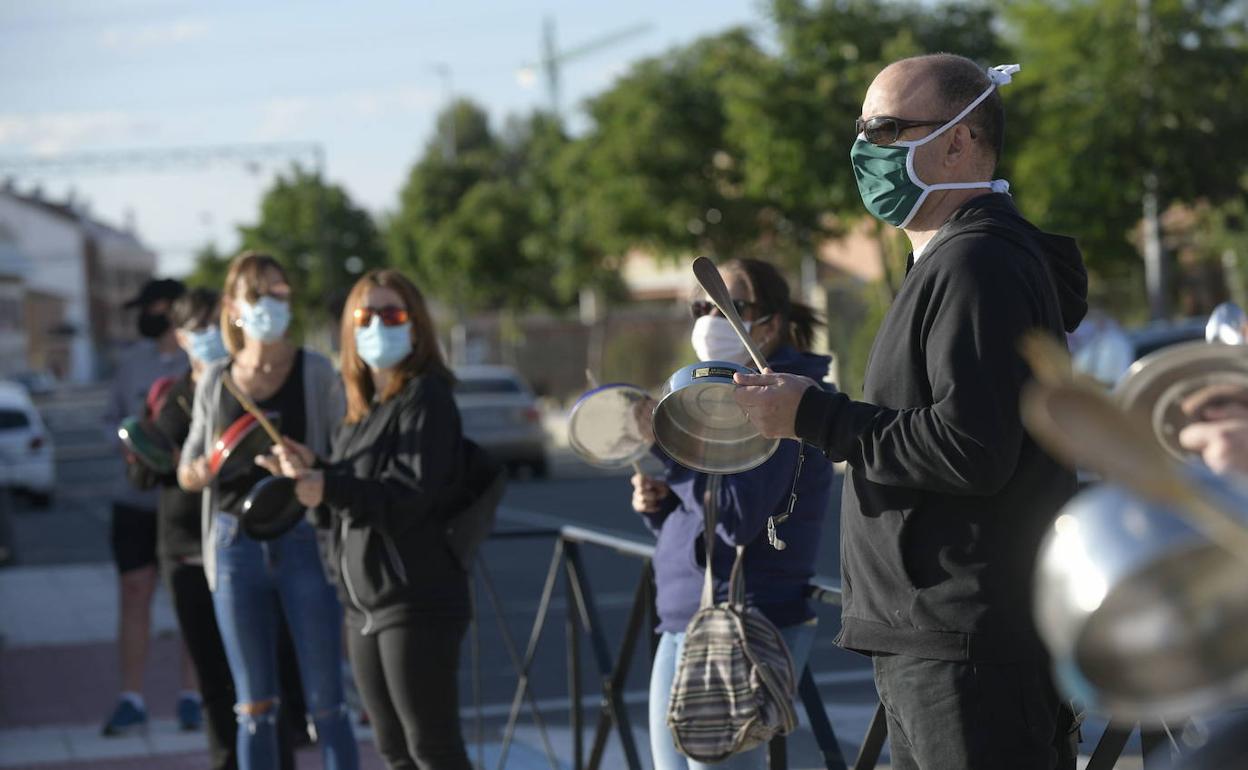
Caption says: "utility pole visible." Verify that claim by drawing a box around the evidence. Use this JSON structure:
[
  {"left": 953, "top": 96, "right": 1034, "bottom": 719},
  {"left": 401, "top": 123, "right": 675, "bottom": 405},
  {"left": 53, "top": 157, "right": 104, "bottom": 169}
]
[
  {"left": 518, "top": 17, "right": 652, "bottom": 121},
  {"left": 1138, "top": 0, "right": 1166, "bottom": 320},
  {"left": 430, "top": 63, "right": 456, "bottom": 161},
  {"left": 515, "top": 17, "right": 652, "bottom": 377}
]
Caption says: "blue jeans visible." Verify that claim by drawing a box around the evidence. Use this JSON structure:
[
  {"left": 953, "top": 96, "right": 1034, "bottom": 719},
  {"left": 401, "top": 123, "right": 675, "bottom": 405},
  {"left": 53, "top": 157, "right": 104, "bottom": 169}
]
[
  {"left": 649, "top": 620, "right": 818, "bottom": 770},
  {"left": 212, "top": 514, "right": 358, "bottom": 770}
]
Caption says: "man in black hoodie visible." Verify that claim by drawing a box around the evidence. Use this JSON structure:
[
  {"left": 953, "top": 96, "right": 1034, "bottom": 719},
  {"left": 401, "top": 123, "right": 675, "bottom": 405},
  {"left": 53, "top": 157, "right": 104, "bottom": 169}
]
[{"left": 735, "top": 54, "right": 1088, "bottom": 769}]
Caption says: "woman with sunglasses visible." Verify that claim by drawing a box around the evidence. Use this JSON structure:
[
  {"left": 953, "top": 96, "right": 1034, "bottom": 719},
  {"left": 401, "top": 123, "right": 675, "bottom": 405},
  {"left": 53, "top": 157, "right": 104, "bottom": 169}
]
[
  {"left": 178, "top": 252, "right": 358, "bottom": 770},
  {"left": 258, "top": 269, "right": 473, "bottom": 770},
  {"left": 631, "top": 258, "right": 835, "bottom": 770}
]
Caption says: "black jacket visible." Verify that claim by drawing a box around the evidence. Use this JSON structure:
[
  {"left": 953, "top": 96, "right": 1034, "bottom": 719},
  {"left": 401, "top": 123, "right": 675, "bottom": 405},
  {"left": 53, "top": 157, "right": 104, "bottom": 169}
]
[
  {"left": 151, "top": 373, "right": 202, "bottom": 560},
  {"left": 796, "top": 193, "right": 1088, "bottom": 662},
  {"left": 319, "top": 374, "right": 470, "bottom": 633}
]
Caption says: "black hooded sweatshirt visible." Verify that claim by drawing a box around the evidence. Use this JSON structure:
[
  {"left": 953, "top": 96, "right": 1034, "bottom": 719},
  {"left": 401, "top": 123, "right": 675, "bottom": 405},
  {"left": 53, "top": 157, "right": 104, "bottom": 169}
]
[{"left": 796, "top": 193, "right": 1088, "bottom": 663}]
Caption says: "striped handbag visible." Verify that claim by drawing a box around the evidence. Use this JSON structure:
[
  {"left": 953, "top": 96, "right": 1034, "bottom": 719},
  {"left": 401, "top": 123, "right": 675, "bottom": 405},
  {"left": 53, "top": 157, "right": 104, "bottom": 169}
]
[{"left": 666, "top": 476, "right": 798, "bottom": 762}]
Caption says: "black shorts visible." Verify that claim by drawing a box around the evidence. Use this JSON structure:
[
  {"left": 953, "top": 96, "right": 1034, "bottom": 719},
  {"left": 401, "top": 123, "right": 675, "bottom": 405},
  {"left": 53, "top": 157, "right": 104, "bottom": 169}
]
[{"left": 111, "top": 503, "right": 158, "bottom": 573}]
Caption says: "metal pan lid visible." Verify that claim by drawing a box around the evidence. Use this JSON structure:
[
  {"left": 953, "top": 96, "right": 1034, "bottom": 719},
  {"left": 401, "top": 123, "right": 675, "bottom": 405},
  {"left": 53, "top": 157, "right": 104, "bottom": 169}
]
[
  {"left": 567, "top": 383, "right": 653, "bottom": 469},
  {"left": 118, "top": 416, "right": 177, "bottom": 474},
  {"left": 1115, "top": 342, "right": 1248, "bottom": 460},
  {"left": 241, "top": 475, "right": 303, "bottom": 541}
]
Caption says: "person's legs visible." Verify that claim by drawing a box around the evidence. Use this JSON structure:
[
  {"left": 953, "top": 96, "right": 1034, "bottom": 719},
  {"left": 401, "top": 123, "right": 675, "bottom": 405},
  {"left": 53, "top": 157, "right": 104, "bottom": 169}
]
[
  {"left": 273, "top": 522, "right": 357, "bottom": 770},
  {"left": 649, "top": 631, "right": 689, "bottom": 770},
  {"left": 347, "top": 627, "right": 417, "bottom": 770},
  {"left": 211, "top": 515, "right": 282, "bottom": 770},
  {"left": 104, "top": 503, "right": 159, "bottom": 735},
  {"left": 118, "top": 565, "right": 157, "bottom": 693},
  {"left": 376, "top": 620, "right": 472, "bottom": 770},
  {"left": 871, "top": 653, "right": 1061, "bottom": 770},
  {"left": 165, "top": 559, "right": 238, "bottom": 770}
]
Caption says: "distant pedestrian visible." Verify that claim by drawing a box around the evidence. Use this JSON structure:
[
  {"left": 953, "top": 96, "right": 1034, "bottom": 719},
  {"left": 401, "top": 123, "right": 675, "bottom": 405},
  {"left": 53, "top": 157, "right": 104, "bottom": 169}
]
[{"left": 102, "top": 277, "right": 202, "bottom": 736}]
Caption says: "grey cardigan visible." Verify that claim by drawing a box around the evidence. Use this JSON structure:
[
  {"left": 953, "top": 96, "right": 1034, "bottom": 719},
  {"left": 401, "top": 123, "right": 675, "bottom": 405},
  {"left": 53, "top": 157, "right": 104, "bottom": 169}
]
[{"left": 181, "top": 350, "right": 344, "bottom": 590}]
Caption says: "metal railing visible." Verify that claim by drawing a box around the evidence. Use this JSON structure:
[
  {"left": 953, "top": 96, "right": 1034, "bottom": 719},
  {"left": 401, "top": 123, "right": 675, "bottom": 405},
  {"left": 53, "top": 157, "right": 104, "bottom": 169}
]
[{"left": 468, "top": 522, "right": 1161, "bottom": 769}]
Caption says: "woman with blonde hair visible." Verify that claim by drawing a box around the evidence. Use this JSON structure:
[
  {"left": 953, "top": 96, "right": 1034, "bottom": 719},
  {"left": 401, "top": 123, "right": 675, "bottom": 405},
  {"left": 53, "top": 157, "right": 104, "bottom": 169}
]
[
  {"left": 260, "top": 268, "right": 473, "bottom": 769},
  {"left": 178, "top": 251, "right": 357, "bottom": 770}
]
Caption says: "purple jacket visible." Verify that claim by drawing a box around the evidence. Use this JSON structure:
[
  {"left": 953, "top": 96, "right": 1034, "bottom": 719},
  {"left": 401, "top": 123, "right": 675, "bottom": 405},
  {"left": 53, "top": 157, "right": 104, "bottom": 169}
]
[{"left": 638, "top": 346, "right": 834, "bottom": 633}]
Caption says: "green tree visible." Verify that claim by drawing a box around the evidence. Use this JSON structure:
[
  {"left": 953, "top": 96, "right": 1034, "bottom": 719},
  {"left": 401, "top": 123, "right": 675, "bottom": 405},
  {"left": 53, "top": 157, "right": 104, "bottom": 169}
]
[
  {"left": 184, "top": 242, "right": 231, "bottom": 292},
  {"left": 389, "top": 100, "right": 589, "bottom": 312},
  {"left": 1002, "top": 0, "right": 1248, "bottom": 311},
  {"left": 565, "top": 29, "right": 773, "bottom": 261},
  {"left": 237, "top": 165, "right": 386, "bottom": 324}
]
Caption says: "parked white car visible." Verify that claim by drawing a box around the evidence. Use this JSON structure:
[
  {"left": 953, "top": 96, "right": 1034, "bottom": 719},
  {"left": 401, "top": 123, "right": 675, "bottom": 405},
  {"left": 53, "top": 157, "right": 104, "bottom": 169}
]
[
  {"left": 454, "top": 365, "right": 549, "bottom": 479},
  {"left": 0, "top": 380, "right": 55, "bottom": 506}
]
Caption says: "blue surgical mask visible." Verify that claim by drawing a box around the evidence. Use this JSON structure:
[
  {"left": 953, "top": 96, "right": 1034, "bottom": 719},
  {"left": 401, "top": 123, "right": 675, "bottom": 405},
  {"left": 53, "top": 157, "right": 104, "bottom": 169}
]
[
  {"left": 850, "top": 64, "right": 1019, "bottom": 229},
  {"left": 238, "top": 296, "right": 291, "bottom": 343},
  {"left": 187, "top": 326, "right": 228, "bottom": 363},
  {"left": 355, "top": 318, "right": 412, "bottom": 370}
]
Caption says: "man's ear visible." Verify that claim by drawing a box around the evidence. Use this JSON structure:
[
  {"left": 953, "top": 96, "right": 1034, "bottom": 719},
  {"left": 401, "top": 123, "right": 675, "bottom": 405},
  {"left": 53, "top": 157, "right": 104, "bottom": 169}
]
[{"left": 944, "top": 123, "right": 974, "bottom": 168}]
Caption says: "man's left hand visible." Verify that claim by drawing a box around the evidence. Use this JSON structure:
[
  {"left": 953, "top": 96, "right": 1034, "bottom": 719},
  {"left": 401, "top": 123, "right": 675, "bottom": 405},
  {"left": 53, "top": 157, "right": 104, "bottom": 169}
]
[{"left": 732, "top": 368, "right": 817, "bottom": 440}]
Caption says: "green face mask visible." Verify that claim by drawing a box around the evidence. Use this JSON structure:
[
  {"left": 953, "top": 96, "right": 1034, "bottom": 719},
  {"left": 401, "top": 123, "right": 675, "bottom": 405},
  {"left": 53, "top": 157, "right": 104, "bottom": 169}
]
[{"left": 850, "top": 63, "right": 1020, "bottom": 229}]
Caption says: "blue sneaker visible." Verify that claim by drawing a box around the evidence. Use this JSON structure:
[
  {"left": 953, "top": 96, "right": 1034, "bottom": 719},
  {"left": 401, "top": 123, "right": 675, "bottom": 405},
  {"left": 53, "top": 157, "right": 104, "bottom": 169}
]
[
  {"left": 101, "top": 698, "right": 147, "bottom": 736},
  {"left": 177, "top": 694, "right": 203, "bottom": 731}
]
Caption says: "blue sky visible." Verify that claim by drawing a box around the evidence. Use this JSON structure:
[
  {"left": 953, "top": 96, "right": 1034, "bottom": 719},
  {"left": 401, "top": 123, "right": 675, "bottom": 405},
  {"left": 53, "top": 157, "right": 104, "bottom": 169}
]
[{"left": 0, "top": 0, "right": 764, "bottom": 275}]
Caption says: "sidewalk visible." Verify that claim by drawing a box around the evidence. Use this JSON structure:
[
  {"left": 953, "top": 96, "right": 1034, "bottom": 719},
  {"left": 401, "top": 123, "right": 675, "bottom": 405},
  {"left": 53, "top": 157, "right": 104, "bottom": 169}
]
[{"left": 0, "top": 561, "right": 572, "bottom": 769}]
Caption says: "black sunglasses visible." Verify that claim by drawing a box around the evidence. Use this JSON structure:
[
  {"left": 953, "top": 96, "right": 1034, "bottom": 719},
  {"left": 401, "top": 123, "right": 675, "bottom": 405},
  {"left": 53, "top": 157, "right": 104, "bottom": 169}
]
[
  {"left": 690, "top": 299, "right": 754, "bottom": 319},
  {"left": 855, "top": 115, "right": 949, "bottom": 146}
]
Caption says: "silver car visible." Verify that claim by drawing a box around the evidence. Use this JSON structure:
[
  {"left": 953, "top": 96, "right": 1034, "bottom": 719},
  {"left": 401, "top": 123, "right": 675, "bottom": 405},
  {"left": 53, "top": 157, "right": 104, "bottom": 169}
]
[
  {"left": 454, "top": 365, "right": 549, "bottom": 478},
  {"left": 0, "top": 380, "right": 55, "bottom": 506}
]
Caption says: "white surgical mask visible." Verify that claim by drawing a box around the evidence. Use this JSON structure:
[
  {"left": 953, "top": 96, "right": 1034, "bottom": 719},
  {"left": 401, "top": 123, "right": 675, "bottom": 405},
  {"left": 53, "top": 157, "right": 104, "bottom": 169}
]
[
  {"left": 237, "top": 296, "right": 291, "bottom": 343},
  {"left": 691, "top": 315, "right": 753, "bottom": 363}
]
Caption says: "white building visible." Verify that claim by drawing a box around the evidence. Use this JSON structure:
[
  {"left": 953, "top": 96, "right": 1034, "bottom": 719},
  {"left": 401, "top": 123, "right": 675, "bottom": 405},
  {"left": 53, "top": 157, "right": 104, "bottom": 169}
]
[{"left": 0, "top": 187, "right": 157, "bottom": 383}]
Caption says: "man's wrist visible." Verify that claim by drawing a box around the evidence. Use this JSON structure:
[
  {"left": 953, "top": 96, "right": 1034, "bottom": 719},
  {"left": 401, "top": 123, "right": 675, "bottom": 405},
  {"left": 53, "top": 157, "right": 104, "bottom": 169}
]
[{"left": 794, "top": 386, "right": 834, "bottom": 447}]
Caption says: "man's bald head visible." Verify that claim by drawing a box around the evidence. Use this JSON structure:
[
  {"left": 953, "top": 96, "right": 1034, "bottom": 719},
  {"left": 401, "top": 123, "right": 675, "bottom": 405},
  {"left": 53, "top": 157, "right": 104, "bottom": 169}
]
[{"left": 873, "top": 53, "right": 1004, "bottom": 170}]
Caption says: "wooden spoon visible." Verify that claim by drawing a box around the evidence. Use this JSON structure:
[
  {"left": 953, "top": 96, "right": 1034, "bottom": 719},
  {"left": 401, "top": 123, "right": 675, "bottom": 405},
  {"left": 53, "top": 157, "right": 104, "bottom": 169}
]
[
  {"left": 221, "top": 373, "right": 284, "bottom": 447},
  {"left": 1021, "top": 380, "right": 1248, "bottom": 560}
]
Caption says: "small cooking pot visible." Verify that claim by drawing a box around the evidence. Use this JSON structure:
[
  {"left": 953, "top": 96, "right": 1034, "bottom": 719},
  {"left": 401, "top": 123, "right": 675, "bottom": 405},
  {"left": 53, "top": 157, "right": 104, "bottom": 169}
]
[
  {"left": 1034, "top": 476, "right": 1248, "bottom": 723},
  {"left": 652, "top": 361, "right": 778, "bottom": 474},
  {"left": 210, "top": 412, "right": 280, "bottom": 482},
  {"left": 1115, "top": 342, "right": 1248, "bottom": 461},
  {"left": 241, "top": 475, "right": 303, "bottom": 541},
  {"left": 118, "top": 416, "right": 177, "bottom": 474},
  {"left": 568, "top": 383, "right": 653, "bottom": 469}
]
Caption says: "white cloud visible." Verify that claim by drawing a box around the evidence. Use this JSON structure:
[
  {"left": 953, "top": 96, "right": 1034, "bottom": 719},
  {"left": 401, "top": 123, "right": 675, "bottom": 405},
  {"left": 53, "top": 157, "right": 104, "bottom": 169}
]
[
  {"left": 256, "top": 98, "right": 314, "bottom": 141},
  {"left": 99, "top": 19, "right": 211, "bottom": 51},
  {"left": 255, "top": 86, "right": 438, "bottom": 140},
  {"left": 0, "top": 110, "right": 154, "bottom": 155}
]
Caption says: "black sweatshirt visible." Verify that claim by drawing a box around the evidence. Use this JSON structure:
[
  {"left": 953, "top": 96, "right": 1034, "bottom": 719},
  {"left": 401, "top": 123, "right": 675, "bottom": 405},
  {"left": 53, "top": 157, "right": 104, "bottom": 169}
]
[
  {"left": 796, "top": 193, "right": 1088, "bottom": 662},
  {"left": 151, "top": 373, "right": 201, "bottom": 560},
  {"left": 319, "top": 373, "right": 469, "bottom": 634}
]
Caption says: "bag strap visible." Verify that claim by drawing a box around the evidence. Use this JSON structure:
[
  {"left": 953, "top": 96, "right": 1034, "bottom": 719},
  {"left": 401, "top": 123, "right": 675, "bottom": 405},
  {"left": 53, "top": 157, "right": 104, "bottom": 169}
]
[{"left": 700, "top": 473, "right": 748, "bottom": 611}]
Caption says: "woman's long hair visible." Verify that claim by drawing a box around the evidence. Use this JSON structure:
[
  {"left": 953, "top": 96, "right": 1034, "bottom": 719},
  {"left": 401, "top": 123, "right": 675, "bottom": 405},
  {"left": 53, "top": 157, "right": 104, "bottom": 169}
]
[
  {"left": 220, "top": 251, "right": 288, "bottom": 355},
  {"left": 722, "top": 258, "right": 824, "bottom": 352},
  {"left": 340, "top": 269, "right": 453, "bottom": 424}
]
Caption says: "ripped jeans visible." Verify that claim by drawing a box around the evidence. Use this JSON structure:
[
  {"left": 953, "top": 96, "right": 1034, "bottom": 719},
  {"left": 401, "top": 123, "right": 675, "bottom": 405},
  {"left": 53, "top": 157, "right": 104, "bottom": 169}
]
[{"left": 212, "top": 514, "right": 358, "bottom": 770}]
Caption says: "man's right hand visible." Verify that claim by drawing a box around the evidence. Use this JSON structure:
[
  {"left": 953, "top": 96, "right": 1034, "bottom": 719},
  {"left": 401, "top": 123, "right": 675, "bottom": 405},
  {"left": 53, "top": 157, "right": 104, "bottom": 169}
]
[{"left": 631, "top": 473, "right": 670, "bottom": 514}]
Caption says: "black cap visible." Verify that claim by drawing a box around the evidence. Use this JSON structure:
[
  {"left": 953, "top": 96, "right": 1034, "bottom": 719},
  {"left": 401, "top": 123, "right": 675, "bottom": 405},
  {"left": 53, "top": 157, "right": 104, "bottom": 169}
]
[{"left": 124, "top": 278, "right": 186, "bottom": 309}]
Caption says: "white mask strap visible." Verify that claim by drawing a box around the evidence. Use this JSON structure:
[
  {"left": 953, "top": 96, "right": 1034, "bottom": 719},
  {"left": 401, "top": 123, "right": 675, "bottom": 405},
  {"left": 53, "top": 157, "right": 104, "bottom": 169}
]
[{"left": 897, "top": 63, "right": 1021, "bottom": 147}]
